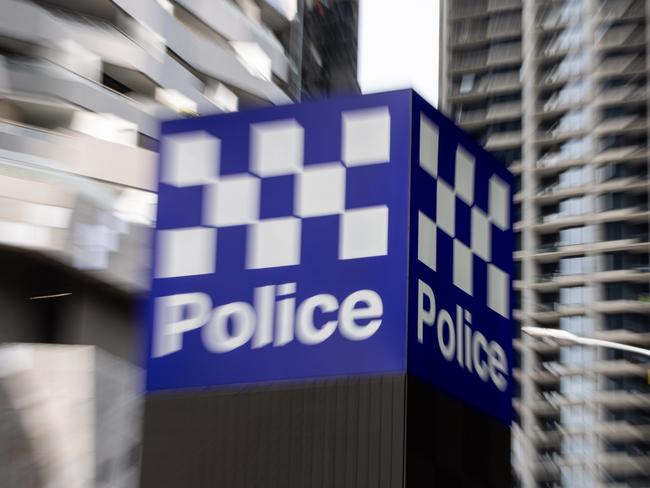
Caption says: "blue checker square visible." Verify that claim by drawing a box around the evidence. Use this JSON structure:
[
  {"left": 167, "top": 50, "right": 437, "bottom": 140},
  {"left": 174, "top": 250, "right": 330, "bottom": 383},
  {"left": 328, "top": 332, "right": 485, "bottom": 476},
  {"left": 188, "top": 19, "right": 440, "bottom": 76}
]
[
  {"left": 260, "top": 175, "right": 294, "bottom": 219},
  {"left": 147, "top": 90, "right": 513, "bottom": 425},
  {"left": 455, "top": 198, "right": 472, "bottom": 247}
]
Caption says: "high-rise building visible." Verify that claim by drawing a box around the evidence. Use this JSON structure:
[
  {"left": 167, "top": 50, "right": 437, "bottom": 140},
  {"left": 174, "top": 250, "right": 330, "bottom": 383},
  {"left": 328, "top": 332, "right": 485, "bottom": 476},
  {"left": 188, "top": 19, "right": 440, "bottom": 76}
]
[
  {"left": 0, "top": 0, "right": 300, "bottom": 486},
  {"left": 440, "top": 0, "right": 650, "bottom": 486},
  {"left": 300, "top": 0, "right": 360, "bottom": 99}
]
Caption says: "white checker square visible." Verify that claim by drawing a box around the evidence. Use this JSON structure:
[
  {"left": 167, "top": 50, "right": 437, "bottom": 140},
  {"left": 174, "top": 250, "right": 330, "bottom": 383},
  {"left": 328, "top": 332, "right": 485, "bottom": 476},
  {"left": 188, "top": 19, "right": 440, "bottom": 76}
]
[
  {"left": 488, "top": 264, "right": 509, "bottom": 318},
  {"left": 204, "top": 174, "right": 259, "bottom": 227},
  {"left": 419, "top": 114, "right": 438, "bottom": 178},
  {"left": 418, "top": 211, "right": 437, "bottom": 271},
  {"left": 453, "top": 239, "right": 473, "bottom": 295},
  {"left": 342, "top": 107, "right": 390, "bottom": 166},
  {"left": 295, "top": 162, "right": 345, "bottom": 217},
  {"left": 251, "top": 120, "right": 304, "bottom": 177},
  {"left": 489, "top": 175, "right": 510, "bottom": 230},
  {"left": 339, "top": 206, "right": 388, "bottom": 260},
  {"left": 436, "top": 179, "right": 455, "bottom": 237},
  {"left": 455, "top": 146, "right": 475, "bottom": 205},
  {"left": 471, "top": 207, "right": 491, "bottom": 261},
  {"left": 155, "top": 227, "right": 216, "bottom": 278},
  {"left": 162, "top": 132, "right": 218, "bottom": 187},
  {"left": 247, "top": 217, "right": 300, "bottom": 269}
]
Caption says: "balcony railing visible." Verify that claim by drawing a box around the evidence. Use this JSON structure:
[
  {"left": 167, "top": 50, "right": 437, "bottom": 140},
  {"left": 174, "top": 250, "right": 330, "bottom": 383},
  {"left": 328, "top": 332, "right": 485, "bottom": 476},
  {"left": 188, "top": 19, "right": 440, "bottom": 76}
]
[
  {"left": 452, "top": 71, "right": 521, "bottom": 96},
  {"left": 487, "top": 0, "right": 521, "bottom": 12},
  {"left": 451, "top": 51, "right": 488, "bottom": 71},
  {"left": 596, "top": 24, "right": 645, "bottom": 49},
  {"left": 538, "top": 243, "right": 559, "bottom": 253},
  {"left": 596, "top": 84, "right": 647, "bottom": 105},
  {"left": 486, "top": 42, "right": 522, "bottom": 65},
  {"left": 451, "top": 1, "right": 488, "bottom": 19},
  {"left": 452, "top": 25, "right": 488, "bottom": 44},
  {"left": 487, "top": 13, "right": 522, "bottom": 38},
  {"left": 457, "top": 109, "right": 487, "bottom": 124},
  {"left": 596, "top": 54, "right": 645, "bottom": 77},
  {"left": 596, "top": 0, "right": 645, "bottom": 22}
]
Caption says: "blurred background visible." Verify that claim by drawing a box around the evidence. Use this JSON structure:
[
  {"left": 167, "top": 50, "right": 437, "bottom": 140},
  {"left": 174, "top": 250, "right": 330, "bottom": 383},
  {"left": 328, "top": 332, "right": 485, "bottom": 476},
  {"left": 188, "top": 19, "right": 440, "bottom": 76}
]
[{"left": 0, "top": 0, "right": 648, "bottom": 487}]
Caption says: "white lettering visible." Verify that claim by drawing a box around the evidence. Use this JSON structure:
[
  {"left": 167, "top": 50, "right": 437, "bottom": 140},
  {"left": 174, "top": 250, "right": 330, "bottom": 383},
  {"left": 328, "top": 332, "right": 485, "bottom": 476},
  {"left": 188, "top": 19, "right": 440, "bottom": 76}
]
[
  {"left": 416, "top": 282, "right": 509, "bottom": 392},
  {"left": 203, "top": 302, "right": 255, "bottom": 352},
  {"left": 153, "top": 293, "right": 212, "bottom": 358},
  {"left": 252, "top": 285, "right": 274, "bottom": 348},
  {"left": 296, "top": 294, "right": 338, "bottom": 345},
  {"left": 417, "top": 280, "right": 435, "bottom": 343},
  {"left": 274, "top": 284, "right": 296, "bottom": 346},
  {"left": 437, "top": 309, "right": 455, "bottom": 361},
  {"left": 339, "top": 289, "right": 383, "bottom": 341},
  {"left": 489, "top": 341, "right": 508, "bottom": 391},
  {"left": 152, "top": 284, "right": 385, "bottom": 357}
]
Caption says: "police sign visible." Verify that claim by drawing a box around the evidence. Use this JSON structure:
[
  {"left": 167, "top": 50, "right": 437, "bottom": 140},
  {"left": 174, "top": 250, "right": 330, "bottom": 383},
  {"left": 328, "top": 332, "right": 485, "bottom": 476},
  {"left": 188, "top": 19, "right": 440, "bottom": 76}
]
[{"left": 146, "top": 90, "right": 513, "bottom": 424}]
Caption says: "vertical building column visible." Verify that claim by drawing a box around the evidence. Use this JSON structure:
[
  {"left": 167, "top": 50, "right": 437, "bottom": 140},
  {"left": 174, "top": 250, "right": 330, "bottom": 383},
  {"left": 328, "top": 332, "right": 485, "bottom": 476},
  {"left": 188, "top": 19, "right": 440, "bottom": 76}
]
[{"left": 519, "top": 1, "right": 540, "bottom": 485}]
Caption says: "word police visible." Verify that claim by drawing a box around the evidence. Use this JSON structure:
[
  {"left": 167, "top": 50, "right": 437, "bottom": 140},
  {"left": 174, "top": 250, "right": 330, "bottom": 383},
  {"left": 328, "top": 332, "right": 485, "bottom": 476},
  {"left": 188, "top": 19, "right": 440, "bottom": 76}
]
[
  {"left": 417, "top": 280, "right": 508, "bottom": 392},
  {"left": 153, "top": 284, "right": 383, "bottom": 358}
]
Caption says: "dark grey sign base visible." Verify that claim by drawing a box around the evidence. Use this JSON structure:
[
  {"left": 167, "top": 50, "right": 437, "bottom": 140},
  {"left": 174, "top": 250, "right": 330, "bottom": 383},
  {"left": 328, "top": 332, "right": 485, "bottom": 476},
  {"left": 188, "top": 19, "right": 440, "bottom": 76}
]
[{"left": 141, "top": 376, "right": 510, "bottom": 487}]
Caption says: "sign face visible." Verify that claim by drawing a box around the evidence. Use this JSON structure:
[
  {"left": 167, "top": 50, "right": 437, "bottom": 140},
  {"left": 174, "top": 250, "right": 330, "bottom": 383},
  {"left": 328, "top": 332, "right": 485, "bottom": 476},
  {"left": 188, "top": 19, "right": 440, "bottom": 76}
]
[
  {"left": 146, "top": 90, "right": 513, "bottom": 424},
  {"left": 407, "top": 93, "right": 514, "bottom": 424},
  {"left": 146, "top": 91, "right": 411, "bottom": 391}
]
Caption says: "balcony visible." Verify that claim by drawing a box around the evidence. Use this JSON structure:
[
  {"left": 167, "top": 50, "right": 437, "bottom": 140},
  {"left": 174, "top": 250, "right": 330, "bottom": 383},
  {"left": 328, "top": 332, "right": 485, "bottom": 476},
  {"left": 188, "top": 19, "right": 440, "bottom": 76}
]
[
  {"left": 595, "top": 114, "right": 648, "bottom": 136},
  {"left": 596, "top": 24, "right": 646, "bottom": 51},
  {"left": 484, "top": 130, "right": 522, "bottom": 150},
  {"left": 486, "top": 41, "right": 522, "bottom": 66},
  {"left": 487, "top": 100, "right": 522, "bottom": 119},
  {"left": 450, "top": 71, "right": 521, "bottom": 99},
  {"left": 594, "top": 299, "right": 650, "bottom": 314},
  {"left": 451, "top": 51, "right": 488, "bottom": 72},
  {"left": 486, "top": 12, "right": 522, "bottom": 40},
  {"left": 596, "top": 329, "right": 650, "bottom": 347},
  {"left": 451, "top": 1, "right": 489, "bottom": 20},
  {"left": 592, "top": 359, "right": 648, "bottom": 376},
  {"left": 457, "top": 100, "right": 522, "bottom": 128},
  {"left": 598, "top": 422, "right": 650, "bottom": 443},
  {"left": 0, "top": 119, "right": 156, "bottom": 192},
  {"left": 535, "top": 184, "right": 589, "bottom": 205},
  {"left": 536, "top": 8, "right": 577, "bottom": 33},
  {"left": 594, "top": 145, "right": 646, "bottom": 164},
  {"left": 452, "top": 24, "right": 488, "bottom": 46},
  {"left": 487, "top": 0, "right": 521, "bottom": 13},
  {"left": 457, "top": 108, "right": 487, "bottom": 125},
  {"left": 530, "top": 427, "right": 562, "bottom": 447},
  {"left": 533, "top": 272, "right": 586, "bottom": 291},
  {"left": 596, "top": 83, "right": 647, "bottom": 107},
  {"left": 596, "top": 0, "right": 646, "bottom": 22},
  {"left": 596, "top": 54, "right": 646, "bottom": 78},
  {"left": 594, "top": 269, "right": 650, "bottom": 285},
  {"left": 599, "top": 452, "right": 650, "bottom": 477},
  {"left": 534, "top": 212, "right": 590, "bottom": 233},
  {"left": 539, "top": 65, "right": 582, "bottom": 88}
]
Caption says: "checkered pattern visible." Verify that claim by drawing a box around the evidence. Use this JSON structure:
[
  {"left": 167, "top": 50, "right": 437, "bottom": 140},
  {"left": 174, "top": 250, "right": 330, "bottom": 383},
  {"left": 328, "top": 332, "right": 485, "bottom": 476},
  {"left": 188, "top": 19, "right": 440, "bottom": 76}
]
[
  {"left": 156, "top": 107, "right": 391, "bottom": 278},
  {"left": 417, "top": 113, "right": 511, "bottom": 318}
]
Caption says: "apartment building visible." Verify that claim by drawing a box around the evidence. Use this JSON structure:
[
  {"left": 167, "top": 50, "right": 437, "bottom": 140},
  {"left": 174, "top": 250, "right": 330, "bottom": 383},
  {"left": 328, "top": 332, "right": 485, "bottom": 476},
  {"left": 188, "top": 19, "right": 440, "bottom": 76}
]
[
  {"left": 440, "top": 0, "right": 650, "bottom": 486},
  {"left": 0, "top": 1, "right": 300, "bottom": 486}
]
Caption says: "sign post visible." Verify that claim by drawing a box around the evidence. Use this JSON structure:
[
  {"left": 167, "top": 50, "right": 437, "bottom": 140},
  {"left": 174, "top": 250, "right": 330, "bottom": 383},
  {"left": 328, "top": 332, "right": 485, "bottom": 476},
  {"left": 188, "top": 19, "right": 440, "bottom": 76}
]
[{"left": 141, "top": 90, "right": 514, "bottom": 487}]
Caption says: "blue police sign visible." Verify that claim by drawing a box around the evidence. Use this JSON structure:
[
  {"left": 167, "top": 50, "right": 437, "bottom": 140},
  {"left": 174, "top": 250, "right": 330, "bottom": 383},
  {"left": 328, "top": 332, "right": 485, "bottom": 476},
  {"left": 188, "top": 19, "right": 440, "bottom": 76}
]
[{"left": 146, "top": 90, "right": 513, "bottom": 424}]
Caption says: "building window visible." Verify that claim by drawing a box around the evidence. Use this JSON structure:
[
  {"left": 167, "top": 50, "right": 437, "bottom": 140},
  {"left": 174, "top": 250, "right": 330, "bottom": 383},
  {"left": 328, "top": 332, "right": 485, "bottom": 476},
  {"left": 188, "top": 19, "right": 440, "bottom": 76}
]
[
  {"left": 560, "top": 345, "right": 594, "bottom": 366},
  {"left": 560, "top": 286, "right": 589, "bottom": 305},
  {"left": 559, "top": 196, "right": 591, "bottom": 217},
  {"left": 559, "top": 226, "right": 592, "bottom": 246},
  {"left": 559, "top": 256, "right": 588, "bottom": 275},
  {"left": 560, "top": 315, "right": 592, "bottom": 335},
  {"left": 459, "top": 74, "right": 476, "bottom": 94}
]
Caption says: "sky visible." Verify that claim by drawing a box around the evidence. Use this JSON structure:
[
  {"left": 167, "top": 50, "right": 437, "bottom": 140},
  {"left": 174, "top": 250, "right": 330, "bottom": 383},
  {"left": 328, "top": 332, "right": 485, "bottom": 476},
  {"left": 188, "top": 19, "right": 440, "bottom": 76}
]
[{"left": 357, "top": 0, "right": 439, "bottom": 106}]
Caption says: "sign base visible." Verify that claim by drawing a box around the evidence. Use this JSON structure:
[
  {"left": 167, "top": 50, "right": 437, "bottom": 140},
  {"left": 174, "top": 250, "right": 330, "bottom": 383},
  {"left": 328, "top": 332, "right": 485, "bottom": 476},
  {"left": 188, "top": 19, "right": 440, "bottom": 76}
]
[{"left": 140, "top": 375, "right": 510, "bottom": 487}]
